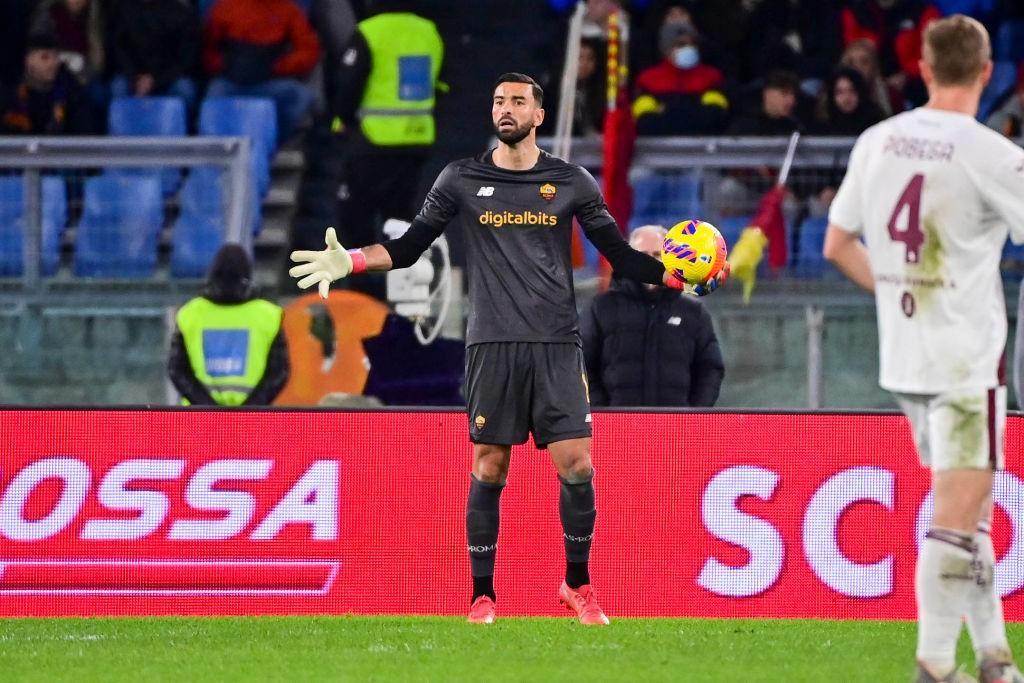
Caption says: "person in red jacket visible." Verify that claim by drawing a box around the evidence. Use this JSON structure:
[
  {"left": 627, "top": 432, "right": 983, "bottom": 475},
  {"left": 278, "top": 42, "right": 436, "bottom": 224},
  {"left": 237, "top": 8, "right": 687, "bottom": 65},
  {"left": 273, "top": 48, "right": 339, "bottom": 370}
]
[
  {"left": 203, "top": 0, "right": 321, "bottom": 144},
  {"left": 632, "top": 18, "right": 729, "bottom": 135},
  {"left": 636, "top": 19, "right": 723, "bottom": 102},
  {"left": 841, "top": 0, "right": 941, "bottom": 106}
]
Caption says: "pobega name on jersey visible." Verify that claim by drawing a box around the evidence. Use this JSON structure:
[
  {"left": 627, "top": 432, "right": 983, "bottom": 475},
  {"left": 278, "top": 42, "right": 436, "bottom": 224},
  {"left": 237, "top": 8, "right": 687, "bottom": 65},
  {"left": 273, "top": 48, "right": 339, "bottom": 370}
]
[
  {"left": 478, "top": 210, "right": 558, "bottom": 228},
  {"left": 0, "top": 457, "right": 338, "bottom": 542}
]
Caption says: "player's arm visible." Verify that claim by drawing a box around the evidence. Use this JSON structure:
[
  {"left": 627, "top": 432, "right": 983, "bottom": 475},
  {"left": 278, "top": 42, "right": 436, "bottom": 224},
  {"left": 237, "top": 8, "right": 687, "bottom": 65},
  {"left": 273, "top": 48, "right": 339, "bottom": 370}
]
[
  {"left": 289, "top": 165, "right": 457, "bottom": 298},
  {"left": 573, "top": 168, "right": 726, "bottom": 294},
  {"left": 975, "top": 136, "right": 1024, "bottom": 243},
  {"left": 823, "top": 224, "right": 875, "bottom": 293},
  {"left": 823, "top": 132, "right": 873, "bottom": 292}
]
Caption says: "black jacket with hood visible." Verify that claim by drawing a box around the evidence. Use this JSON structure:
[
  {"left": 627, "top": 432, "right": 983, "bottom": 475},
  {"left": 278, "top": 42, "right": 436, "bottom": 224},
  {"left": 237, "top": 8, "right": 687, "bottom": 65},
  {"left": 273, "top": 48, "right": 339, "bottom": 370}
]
[{"left": 580, "top": 277, "right": 724, "bottom": 407}]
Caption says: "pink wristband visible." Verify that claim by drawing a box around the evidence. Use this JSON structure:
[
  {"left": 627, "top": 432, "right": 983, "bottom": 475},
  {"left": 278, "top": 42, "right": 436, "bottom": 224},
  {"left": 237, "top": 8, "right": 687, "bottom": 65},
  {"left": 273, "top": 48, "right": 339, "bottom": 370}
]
[
  {"left": 664, "top": 272, "right": 685, "bottom": 290},
  {"left": 348, "top": 249, "right": 367, "bottom": 274}
]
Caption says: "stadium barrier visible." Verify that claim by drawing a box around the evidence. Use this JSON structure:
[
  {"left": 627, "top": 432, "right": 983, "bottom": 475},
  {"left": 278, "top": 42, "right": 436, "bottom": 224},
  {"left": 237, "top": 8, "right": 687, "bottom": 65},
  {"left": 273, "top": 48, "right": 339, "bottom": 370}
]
[{"left": 3, "top": 408, "right": 1024, "bottom": 620}]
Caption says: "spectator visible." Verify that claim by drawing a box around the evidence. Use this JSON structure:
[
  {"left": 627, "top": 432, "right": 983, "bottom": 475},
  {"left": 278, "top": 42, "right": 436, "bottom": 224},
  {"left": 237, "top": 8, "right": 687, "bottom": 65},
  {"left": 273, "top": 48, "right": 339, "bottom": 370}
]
[
  {"left": 30, "top": 0, "right": 105, "bottom": 87},
  {"left": 108, "top": 0, "right": 201, "bottom": 114},
  {"left": 203, "top": 0, "right": 321, "bottom": 143},
  {"left": 839, "top": 38, "right": 904, "bottom": 116},
  {"left": 168, "top": 244, "right": 289, "bottom": 406},
  {"left": 986, "top": 66, "right": 1024, "bottom": 139},
  {"left": 580, "top": 225, "right": 724, "bottom": 408},
  {"left": 0, "top": 32, "right": 96, "bottom": 135},
  {"left": 727, "top": 69, "right": 802, "bottom": 135},
  {"left": 633, "top": 17, "right": 729, "bottom": 135},
  {"left": 813, "top": 67, "right": 883, "bottom": 135},
  {"left": 573, "top": 37, "right": 606, "bottom": 136},
  {"left": 840, "top": 0, "right": 941, "bottom": 107},
  {"left": 638, "top": 0, "right": 747, "bottom": 80},
  {"left": 329, "top": 1, "right": 445, "bottom": 300}
]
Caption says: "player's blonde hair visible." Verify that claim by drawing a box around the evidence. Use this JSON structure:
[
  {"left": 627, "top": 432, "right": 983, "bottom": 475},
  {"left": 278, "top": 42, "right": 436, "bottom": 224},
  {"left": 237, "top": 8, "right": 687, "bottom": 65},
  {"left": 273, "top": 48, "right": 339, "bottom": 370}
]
[{"left": 923, "top": 14, "right": 991, "bottom": 87}]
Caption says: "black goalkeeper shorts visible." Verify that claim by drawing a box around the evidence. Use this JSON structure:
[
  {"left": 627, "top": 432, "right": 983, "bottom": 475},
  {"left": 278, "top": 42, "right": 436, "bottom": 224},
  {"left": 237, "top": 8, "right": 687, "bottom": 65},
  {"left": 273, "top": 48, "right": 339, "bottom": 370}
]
[{"left": 464, "top": 341, "right": 593, "bottom": 448}]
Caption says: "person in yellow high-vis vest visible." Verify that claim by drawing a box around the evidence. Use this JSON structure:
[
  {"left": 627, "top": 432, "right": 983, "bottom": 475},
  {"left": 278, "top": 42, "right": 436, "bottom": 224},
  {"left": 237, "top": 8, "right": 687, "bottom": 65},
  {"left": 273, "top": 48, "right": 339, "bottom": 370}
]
[
  {"left": 168, "top": 244, "right": 289, "bottom": 406},
  {"left": 331, "top": 1, "right": 446, "bottom": 271}
]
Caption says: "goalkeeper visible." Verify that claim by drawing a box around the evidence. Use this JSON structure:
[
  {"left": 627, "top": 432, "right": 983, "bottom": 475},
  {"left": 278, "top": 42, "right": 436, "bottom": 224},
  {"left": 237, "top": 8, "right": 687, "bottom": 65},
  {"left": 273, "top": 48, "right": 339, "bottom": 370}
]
[{"left": 290, "top": 72, "right": 728, "bottom": 625}]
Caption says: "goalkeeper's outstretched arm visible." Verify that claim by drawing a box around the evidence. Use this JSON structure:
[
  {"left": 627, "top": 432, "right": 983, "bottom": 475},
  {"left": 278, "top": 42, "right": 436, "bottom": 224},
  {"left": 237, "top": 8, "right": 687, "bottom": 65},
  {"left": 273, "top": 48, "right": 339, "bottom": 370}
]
[
  {"left": 289, "top": 219, "right": 445, "bottom": 298},
  {"left": 822, "top": 223, "right": 875, "bottom": 293}
]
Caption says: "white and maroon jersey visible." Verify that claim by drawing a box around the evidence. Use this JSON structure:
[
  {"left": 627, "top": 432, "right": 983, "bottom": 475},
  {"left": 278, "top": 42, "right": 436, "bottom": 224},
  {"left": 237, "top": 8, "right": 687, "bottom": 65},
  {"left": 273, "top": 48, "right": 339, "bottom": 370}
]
[{"left": 829, "top": 108, "right": 1024, "bottom": 394}]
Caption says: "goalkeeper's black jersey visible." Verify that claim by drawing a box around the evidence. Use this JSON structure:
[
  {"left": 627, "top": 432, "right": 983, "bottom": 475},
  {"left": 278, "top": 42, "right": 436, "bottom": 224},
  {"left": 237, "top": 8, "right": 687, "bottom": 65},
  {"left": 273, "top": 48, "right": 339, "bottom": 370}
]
[{"left": 413, "top": 149, "right": 617, "bottom": 346}]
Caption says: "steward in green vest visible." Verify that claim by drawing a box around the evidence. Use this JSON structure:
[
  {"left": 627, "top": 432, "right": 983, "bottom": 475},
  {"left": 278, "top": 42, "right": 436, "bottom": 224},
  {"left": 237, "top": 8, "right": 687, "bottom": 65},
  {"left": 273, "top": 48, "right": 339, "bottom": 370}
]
[
  {"left": 335, "top": 5, "right": 445, "bottom": 147},
  {"left": 169, "top": 244, "right": 290, "bottom": 406},
  {"left": 327, "top": 1, "right": 447, "bottom": 268}
]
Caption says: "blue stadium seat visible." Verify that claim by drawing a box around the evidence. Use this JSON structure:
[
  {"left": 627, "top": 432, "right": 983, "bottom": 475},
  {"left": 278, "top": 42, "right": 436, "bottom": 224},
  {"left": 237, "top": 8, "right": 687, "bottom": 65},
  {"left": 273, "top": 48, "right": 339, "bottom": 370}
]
[
  {"left": 108, "top": 97, "right": 186, "bottom": 136},
  {"left": 995, "top": 20, "right": 1024, "bottom": 62},
  {"left": 170, "top": 168, "right": 261, "bottom": 277},
  {"left": 1001, "top": 239, "right": 1024, "bottom": 278},
  {"left": 933, "top": 0, "right": 995, "bottom": 18},
  {"left": 714, "top": 214, "right": 753, "bottom": 253},
  {"left": 198, "top": 97, "right": 276, "bottom": 196},
  {"left": 794, "top": 216, "right": 830, "bottom": 277},
  {"left": 74, "top": 175, "right": 163, "bottom": 277},
  {"left": 629, "top": 172, "right": 702, "bottom": 229},
  {"left": 108, "top": 97, "right": 188, "bottom": 195},
  {"left": 979, "top": 61, "right": 1018, "bottom": 121},
  {"left": 0, "top": 176, "right": 67, "bottom": 276}
]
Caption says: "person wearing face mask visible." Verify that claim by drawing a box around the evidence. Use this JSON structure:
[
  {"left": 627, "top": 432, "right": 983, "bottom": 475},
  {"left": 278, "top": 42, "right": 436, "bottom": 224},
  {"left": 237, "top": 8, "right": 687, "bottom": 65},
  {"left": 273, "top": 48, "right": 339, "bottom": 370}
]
[{"left": 633, "top": 19, "right": 729, "bottom": 135}]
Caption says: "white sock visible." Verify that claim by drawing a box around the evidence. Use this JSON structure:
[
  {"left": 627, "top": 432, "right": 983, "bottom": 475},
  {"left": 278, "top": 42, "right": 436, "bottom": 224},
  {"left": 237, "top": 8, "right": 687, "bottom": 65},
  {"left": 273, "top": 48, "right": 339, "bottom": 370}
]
[
  {"left": 966, "top": 522, "right": 1011, "bottom": 659},
  {"left": 917, "top": 529, "right": 975, "bottom": 675}
]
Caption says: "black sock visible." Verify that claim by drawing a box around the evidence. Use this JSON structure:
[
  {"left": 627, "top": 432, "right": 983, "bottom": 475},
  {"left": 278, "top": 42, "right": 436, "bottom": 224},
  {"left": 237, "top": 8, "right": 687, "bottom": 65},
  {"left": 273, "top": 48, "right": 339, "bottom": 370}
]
[
  {"left": 472, "top": 575, "right": 495, "bottom": 602},
  {"left": 566, "top": 561, "right": 590, "bottom": 589},
  {"left": 467, "top": 474, "right": 503, "bottom": 601},
  {"left": 559, "top": 473, "right": 596, "bottom": 587}
]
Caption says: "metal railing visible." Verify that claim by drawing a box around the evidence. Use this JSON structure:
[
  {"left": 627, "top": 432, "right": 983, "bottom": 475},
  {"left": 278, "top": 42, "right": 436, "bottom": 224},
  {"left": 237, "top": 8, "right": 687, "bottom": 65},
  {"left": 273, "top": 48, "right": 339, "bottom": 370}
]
[
  {"left": 543, "top": 135, "right": 856, "bottom": 169},
  {"left": 0, "top": 136, "right": 253, "bottom": 306}
]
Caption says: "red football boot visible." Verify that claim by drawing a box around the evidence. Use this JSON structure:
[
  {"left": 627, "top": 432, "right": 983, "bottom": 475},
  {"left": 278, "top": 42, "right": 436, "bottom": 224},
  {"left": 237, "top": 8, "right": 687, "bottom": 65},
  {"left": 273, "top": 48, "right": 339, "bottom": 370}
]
[
  {"left": 467, "top": 595, "right": 496, "bottom": 624},
  {"left": 558, "top": 582, "right": 610, "bottom": 625}
]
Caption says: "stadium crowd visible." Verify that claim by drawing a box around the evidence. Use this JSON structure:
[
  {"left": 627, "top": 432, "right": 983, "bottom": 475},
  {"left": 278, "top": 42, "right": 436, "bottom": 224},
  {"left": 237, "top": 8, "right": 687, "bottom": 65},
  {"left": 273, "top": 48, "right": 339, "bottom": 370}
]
[{"left": 0, "top": 0, "right": 1021, "bottom": 142}]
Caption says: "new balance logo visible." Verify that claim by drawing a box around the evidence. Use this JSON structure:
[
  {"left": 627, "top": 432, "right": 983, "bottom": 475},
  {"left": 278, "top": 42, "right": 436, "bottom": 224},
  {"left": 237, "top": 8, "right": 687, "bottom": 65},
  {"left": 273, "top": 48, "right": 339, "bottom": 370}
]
[{"left": 477, "top": 186, "right": 494, "bottom": 197}]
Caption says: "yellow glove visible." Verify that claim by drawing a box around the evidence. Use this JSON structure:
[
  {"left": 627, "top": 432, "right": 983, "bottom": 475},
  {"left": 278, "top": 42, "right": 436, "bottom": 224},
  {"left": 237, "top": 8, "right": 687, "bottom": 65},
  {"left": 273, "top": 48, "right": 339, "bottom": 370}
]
[{"left": 727, "top": 227, "right": 768, "bottom": 303}]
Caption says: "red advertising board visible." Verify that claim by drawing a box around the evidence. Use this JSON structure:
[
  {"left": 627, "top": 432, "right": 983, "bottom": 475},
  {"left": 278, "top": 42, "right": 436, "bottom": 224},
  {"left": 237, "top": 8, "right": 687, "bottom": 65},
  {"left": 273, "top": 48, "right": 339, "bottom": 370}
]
[{"left": 1, "top": 409, "right": 1023, "bottom": 619}]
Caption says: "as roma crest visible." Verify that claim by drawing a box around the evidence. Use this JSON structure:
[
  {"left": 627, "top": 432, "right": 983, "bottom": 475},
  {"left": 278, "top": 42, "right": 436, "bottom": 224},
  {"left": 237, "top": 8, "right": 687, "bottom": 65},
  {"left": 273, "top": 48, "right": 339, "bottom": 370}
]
[{"left": 539, "top": 183, "right": 556, "bottom": 201}]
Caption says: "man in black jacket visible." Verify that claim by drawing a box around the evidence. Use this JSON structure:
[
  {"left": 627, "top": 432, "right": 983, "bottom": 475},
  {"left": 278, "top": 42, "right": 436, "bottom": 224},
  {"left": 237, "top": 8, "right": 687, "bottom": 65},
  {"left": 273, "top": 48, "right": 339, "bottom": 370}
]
[
  {"left": 581, "top": 225, "right": 724, "bottom": 407},
  {"left": 107, "top": 0, "right": 201, "bottom": 113}
]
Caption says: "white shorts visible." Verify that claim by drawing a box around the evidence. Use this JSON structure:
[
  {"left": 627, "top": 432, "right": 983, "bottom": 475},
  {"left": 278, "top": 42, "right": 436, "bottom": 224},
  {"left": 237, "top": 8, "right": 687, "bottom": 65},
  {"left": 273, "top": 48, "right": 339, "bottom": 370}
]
[{"left": 894, "top": 387, "right": 1006, "bottom": 471}]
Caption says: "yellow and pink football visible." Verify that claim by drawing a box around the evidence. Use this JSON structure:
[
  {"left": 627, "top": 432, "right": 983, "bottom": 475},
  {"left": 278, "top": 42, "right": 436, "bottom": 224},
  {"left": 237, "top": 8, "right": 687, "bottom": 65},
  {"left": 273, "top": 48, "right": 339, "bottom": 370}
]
[{"left": 661, "top": 219, "right": 728, "bottom": 285}]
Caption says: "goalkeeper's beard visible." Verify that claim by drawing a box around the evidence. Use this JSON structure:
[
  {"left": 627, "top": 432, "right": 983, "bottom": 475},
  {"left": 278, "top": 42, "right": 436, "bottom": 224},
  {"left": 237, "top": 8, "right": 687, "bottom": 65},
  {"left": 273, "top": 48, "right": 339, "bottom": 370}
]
[{"left": 494, "top": 119, "right": 534, "bottom": 145}]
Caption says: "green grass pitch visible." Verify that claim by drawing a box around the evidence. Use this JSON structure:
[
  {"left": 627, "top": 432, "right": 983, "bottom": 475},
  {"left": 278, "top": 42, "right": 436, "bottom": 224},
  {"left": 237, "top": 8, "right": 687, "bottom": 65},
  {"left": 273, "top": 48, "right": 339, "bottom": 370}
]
[{"left": 1, "top": 616, "right": 1020, "bottom": 681}]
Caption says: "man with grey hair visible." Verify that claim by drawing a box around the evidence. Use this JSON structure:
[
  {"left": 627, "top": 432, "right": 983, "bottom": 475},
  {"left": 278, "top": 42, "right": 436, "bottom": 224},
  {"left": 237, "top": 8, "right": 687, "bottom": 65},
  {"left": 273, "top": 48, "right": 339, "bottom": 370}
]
[{"left": 580, "top": 224, "right": 724, "bottom": 407}]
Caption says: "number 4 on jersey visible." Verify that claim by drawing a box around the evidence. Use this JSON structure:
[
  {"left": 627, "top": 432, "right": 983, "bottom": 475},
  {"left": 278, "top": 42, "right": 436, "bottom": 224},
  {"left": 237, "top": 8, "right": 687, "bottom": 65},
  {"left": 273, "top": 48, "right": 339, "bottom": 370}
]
[{"left": 887, "top": 174, "right": 925, "bottom": 264}]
